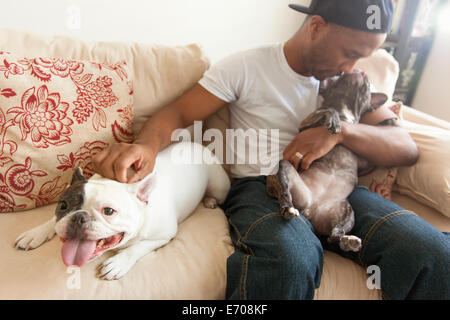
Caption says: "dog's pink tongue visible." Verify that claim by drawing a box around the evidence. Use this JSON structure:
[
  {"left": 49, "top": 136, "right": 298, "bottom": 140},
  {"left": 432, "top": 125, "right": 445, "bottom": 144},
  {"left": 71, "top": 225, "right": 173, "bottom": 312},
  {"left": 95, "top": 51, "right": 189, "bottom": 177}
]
[{"left": 61, "top": 239, "right": 96, "bottom": 267}]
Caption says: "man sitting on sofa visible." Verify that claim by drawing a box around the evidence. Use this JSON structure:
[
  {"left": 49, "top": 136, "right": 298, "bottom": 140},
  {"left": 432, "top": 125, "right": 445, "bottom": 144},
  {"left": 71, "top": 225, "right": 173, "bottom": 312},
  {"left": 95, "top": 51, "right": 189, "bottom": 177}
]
[{"left": 93, "top": 0, "right": 450, "bottom": 300}]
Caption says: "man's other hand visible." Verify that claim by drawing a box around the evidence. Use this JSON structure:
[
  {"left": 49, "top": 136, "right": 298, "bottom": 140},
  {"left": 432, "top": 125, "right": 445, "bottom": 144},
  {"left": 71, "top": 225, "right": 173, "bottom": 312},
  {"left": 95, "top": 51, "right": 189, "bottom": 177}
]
[{"left": 283, "top": 126, "right": 343, "bottom": 171}]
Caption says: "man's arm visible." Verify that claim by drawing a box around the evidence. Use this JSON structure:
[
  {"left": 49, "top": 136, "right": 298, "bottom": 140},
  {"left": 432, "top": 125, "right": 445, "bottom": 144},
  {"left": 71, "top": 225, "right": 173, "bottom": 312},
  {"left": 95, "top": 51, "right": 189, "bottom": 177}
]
[
  {"left": 133, "top": 84, "right": 227, "bottom": 153},
  {"left": 284, "top": 105, "right": 419, "bottom": 170},
  {"left": 339, "top": 121, "right": 418, "bottom": 168},
  {"left": 93, "top": 84, "right": 228, "bottom": 183}
]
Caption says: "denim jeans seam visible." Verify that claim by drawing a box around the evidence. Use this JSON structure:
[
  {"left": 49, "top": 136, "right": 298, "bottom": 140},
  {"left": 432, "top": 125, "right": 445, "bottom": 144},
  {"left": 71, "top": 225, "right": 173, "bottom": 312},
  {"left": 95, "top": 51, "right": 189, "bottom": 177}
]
[
  {"left": 356, "top": 185, "right": 371, "bottom": 191},
  {"left": 228, "top": 217, "right": 243, "bottom": 241},
  {"left": 294, "top": 214, "right": 309, "bottom": 227},
  {"left": 228, "top": 218, "right": 255, "bottom": 256},
  {"left": 240, "top": 255, "right": 250, "bottom": 300},
  {"left": 239, "top": 212, "right": 310, "bottom": 254},
  {"left": 242, "top": 212, "right": 281, "bottom": 240},
  {"left": 381, "top": 290, "right": 391, "bottom": 300},
  {"left": 358, "top": 210, "right": 417, "bottom": 266}
]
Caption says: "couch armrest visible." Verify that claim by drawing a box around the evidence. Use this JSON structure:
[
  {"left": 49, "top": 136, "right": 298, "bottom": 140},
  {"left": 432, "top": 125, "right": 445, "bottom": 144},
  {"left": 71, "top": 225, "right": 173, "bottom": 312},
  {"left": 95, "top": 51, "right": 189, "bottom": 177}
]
[
  {"left": 402, "top": 105, "right": 450, "bottom": 131},
  {"left": 394, "top": 107, "right": 450, "bottom": 218}
]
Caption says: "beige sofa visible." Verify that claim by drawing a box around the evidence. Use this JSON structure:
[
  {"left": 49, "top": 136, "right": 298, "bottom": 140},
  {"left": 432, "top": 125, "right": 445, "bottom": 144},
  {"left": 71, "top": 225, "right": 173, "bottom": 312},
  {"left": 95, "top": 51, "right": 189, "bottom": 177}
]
[{"left": 0, "top": 29, "right": 449, "bottom": 300}]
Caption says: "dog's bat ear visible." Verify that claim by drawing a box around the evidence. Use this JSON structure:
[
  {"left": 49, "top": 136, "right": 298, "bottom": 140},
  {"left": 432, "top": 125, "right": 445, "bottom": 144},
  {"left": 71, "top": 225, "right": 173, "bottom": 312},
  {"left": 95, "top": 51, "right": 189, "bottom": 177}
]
[
  {"left": 370, "top": 93, "right": 388, "bottom": 110},
  {"left": 131, "top": 171, "right": 157, "bottom": 204},
  {"left": 71, "top": 167, "right": 86, "bottom": 185}
]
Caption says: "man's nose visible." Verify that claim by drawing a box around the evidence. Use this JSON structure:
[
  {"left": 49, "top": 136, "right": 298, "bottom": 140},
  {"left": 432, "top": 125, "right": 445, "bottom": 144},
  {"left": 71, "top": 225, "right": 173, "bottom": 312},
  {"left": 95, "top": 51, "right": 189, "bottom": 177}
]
[
  {"left": 341, "top": 60, "right": 359, "bottom": 74},
  {"left": 346, "top": 68, "right": 366, "bottom": 76}
]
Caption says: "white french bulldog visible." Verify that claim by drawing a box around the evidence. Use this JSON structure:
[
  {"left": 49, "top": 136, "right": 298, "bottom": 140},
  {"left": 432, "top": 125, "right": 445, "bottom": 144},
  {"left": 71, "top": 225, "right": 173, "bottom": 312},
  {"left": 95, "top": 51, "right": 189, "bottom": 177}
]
[{"left": 15, "top": 142, "right": 230, "bottom": 280}]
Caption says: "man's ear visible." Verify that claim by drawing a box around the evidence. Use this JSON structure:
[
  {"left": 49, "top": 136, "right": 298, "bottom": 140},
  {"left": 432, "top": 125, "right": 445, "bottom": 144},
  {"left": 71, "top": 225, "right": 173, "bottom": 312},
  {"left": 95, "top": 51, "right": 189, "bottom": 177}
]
[
  {"left": 130, "top": 171, "right": 157, "bottom": 204},
  {"left": 370, "top": 93, "right": 388, "bottom": 110},
  {"left": 71, "top": 168, "right": 86, "bottom": 185},
  {"left": 309, "top": 15, "right": 328, "bottom": 41}
]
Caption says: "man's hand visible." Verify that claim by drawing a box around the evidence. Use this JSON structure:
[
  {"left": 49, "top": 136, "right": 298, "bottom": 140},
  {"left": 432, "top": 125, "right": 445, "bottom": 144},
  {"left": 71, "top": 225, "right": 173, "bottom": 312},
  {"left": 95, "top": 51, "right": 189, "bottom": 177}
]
[
  {"left": 92, "top": 142, "right": 157, "bottom": 184},
  {"left": 92, "top": 84, "right": 228, "bottom": 184},
  {"left": 283, "top": 126, "right": 343, "bottom": 170}
]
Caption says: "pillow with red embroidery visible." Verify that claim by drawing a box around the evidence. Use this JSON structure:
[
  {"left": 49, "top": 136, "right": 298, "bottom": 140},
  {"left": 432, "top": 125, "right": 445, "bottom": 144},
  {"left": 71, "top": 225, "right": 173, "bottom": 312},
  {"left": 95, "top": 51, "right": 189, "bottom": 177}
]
[
  {"left": 358, "top": 102, "right": 403, "bottom": 199},
  {"left": 0, "top": 52, "right": 134, "bottom": 212}
]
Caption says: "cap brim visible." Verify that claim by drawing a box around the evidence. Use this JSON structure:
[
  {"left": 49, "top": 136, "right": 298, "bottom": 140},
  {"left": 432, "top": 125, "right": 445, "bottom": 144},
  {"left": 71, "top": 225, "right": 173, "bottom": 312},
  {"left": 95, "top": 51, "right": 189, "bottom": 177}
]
[{"left": 288, "top": 4, "right": 313, "bottom": 14}]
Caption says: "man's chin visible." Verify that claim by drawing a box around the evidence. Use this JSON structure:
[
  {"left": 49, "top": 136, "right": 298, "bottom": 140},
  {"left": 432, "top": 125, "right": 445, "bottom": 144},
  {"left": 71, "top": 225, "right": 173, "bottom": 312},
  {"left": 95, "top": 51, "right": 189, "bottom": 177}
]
[
  {"left": 314, "top": 71, "right": 340, "bottom": 81},
  {"left": 313, "top": 74, "right": 327, "bottom": 81}
]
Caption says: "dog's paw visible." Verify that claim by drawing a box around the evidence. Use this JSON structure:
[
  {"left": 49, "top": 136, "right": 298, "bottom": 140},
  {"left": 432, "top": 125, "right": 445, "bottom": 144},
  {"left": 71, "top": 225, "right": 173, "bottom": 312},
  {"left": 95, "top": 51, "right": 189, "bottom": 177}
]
[
  {"left": 339, "top": 235, "right": 362, "bottom": 252},
  {"left": 97, "top": 253, "right": 136, "bottom": 280},
  {"left": 15, "top": 224, "right": 55, "bottom": 251},
  {"left": 203, "top": 197, "right": 218, "bottom": 209},
  {"left": 326, "top": 121, "right": 341, "bottom": 134},
  {"left": 280, "top": 206, "right": 300, "bottom": 220}
]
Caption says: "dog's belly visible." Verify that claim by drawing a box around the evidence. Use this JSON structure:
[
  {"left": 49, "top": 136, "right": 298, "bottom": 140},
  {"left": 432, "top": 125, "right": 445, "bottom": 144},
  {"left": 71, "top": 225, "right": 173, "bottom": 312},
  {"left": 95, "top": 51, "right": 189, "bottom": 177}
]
[
  {"left": 296, "top": 145, "right": 358, "bottom": 234},
  {"left": 300, "top": 145, "right": 358, "bottom": 199}
]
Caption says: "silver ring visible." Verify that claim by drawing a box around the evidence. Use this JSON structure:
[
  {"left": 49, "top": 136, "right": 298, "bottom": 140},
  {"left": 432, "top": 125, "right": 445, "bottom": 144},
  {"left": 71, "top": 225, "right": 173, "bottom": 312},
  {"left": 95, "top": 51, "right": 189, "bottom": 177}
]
[{"left": 295, "top": 152, "right": 304, "bottom": 160}]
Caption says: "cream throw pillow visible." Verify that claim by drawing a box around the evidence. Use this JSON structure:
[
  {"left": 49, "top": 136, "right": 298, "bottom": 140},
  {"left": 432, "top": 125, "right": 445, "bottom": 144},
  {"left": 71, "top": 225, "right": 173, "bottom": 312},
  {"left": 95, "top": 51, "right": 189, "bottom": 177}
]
[{"left": 394, "top": 120, "right": 450, "bottom": 218}]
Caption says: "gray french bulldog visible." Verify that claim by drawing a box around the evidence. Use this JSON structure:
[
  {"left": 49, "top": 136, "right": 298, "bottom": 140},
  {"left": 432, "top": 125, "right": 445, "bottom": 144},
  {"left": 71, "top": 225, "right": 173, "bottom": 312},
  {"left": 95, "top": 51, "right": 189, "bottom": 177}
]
[{"left": 266, "top": 72, "right": 388, "bottom": 252}]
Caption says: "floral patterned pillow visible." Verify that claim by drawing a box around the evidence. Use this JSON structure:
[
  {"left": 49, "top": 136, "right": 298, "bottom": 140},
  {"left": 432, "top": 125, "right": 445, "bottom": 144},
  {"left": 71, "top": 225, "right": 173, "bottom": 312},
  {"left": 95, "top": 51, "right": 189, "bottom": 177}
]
[
  {"left": 358, "top": 102, "right": 403, "bottom": 199},
  {"left": 0, "top": 52, "right": 134, "bottom": 212}
]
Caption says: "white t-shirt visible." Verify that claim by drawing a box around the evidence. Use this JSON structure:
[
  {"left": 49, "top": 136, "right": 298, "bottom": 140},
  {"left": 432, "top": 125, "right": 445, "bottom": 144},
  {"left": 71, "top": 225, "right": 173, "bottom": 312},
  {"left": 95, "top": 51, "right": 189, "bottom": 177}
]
[{"left": 199, "top": 42, "right": 320, "bottom": 178}]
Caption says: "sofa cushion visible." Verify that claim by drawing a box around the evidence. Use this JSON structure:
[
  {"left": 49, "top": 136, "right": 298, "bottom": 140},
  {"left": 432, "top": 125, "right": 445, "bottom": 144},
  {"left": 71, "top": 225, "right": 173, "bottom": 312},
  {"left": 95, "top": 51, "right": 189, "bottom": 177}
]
[
  {"left": 394, "top": 120, "right": 450, "bottom": 218},
  {"left": 0, "top": 203, "right": 234, "bottom": 299},
  {"left": 355, "top": 49, "right": 399, "bottom": 102},
  {"left": 0, "top": 52, "right": 133, "bottom": 212}
]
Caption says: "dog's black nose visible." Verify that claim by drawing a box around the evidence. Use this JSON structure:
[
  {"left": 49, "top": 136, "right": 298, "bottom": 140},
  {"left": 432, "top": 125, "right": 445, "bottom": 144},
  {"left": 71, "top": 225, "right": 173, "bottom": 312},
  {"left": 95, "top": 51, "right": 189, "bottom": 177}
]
[{"left": 72, "top": 211, "right": 90, "bottom": 226}]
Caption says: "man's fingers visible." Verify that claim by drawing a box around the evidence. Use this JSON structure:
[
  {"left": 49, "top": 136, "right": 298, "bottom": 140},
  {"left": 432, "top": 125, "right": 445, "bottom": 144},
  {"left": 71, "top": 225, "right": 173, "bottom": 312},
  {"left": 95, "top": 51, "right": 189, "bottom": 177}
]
[
  {"left": 92, "top": 148, "right": 110, "bottom": 174},
  {"left": 289, "top": 153, "right": 304, "bottom": 171},
  {"left": 127, "top": 163, "right": 147, "bottom": 184},
  {"left": 114, "top": 151, "right": 142, "bottom": 183},
  {"left": 283, "top": 143, "right": 297, "bottom": 162},
  {"left": 128, "top": 171, "right": 141, "bottom": 184},
  {"left": 127, "top": 159, "right": 155, "bottom": 184},
  {"left": 93, "top": 143, "right": 131, "bottom": 180},
  {"left": 300, "top": 154, "right": 316, "bottom": 171}
]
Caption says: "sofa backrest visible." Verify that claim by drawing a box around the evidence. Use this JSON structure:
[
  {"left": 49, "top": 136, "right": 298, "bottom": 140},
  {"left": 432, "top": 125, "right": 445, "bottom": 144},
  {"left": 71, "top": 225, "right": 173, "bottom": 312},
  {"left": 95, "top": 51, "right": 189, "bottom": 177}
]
[
  {"left": 0, "top": 28, "right": 210, "bottom": 134},
  {"left": 1, "top": 28, "right": 401, "bottom": 136}
]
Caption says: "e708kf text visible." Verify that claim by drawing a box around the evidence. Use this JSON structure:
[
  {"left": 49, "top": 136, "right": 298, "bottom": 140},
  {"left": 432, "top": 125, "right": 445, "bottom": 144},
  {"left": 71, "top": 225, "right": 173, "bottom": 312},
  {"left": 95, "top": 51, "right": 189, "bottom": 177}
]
[{"left": 226, "top": 304, "right": 268, "bottom": 315}]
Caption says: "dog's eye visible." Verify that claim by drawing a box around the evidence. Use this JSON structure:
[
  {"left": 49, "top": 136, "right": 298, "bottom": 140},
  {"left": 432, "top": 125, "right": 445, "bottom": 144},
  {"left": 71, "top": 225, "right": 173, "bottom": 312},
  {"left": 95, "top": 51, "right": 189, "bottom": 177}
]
[
  {"left": 103, "top": 207, "right": 116, "bottom": 216},
  {"left": 58, "top": 201, "right": 68, "bottom": 211}
]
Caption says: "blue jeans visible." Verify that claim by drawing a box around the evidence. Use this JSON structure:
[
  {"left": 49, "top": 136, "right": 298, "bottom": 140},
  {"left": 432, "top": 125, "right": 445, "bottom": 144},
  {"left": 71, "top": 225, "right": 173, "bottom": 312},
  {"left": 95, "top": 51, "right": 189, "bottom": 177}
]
[{"left": 220, "top": 176, "right": 450, "bottom": 300}]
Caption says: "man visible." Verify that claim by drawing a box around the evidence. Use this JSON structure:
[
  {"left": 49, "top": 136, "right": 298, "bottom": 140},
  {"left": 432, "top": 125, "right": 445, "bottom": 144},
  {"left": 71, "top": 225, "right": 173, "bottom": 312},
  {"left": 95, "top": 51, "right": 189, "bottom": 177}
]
[{"left": 93, "top": 0, "right": 450, "bottom": 299}]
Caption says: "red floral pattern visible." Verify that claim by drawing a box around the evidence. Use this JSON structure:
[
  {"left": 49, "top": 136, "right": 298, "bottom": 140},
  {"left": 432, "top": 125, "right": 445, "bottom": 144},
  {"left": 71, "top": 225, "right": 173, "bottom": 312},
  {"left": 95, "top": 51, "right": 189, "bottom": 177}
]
[
  {"left": 0, "top": 51, "right": 134, "bottom": 213},
  {"left": 8, "top": 85, "right": 73, "bottom": 148},
  {"left": 0, "top": 88, "right": 16, "bottom": 98},
  {"left": 367, "top": 169, "right": 396, "bottom": 200},
  {"left": 27, "top": 176, "right": 68, "bottom": 208},
  {"left": 56, "top": 141, "right": 109, "bottom": 178},
  {"left": 0, "top": 58, "right": 25, "bottom": 78},
  {"left": 4, "top": 157, "right": 47, "bottom": 196}
]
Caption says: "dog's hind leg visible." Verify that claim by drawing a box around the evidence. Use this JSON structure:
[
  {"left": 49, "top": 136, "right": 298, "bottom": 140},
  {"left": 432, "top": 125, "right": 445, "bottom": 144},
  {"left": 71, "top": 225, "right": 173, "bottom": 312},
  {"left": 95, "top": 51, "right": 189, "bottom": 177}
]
[
  {"left": 267, "top": 160, "right": 312, "bottom": 220},
  {"left": 266, "top": 169, "right": 298, "bottom": 219},
  {"left": 204, "top": 163, "right": 231, "bottom": 207},
  {"left": 327, "top": 200, "right": 361, "bottom": 252}
]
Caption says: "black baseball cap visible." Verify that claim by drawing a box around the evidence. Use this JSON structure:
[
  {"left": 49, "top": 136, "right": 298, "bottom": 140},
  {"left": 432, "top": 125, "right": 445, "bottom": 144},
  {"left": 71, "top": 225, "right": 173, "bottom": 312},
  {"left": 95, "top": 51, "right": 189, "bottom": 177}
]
[{"left": 289, "top": 0, "right": 394, "bottom": 33}]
